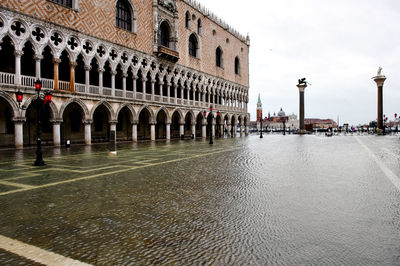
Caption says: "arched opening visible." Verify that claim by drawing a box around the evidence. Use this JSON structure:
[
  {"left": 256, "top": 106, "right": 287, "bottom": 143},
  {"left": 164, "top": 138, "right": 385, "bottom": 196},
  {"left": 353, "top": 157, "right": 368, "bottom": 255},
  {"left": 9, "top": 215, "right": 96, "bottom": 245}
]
[
  {"left": 197, "top": 19, "right": 202, "bottom": 35},
  {"left": 177, "top": 80, "right": 182, "bottom": 99},
  {"left": 92, "top": 105, "right": 110, "bottom": 143},
  {"left": 89, "top": 58, "right": 99, "bottom": 86},
  {"left": 171, "top": 111, "right": 181, "bottom": 139},
  {"left": 127, "top": 66, "right": 133, "bottom": 91},
  {"left": 61, "top": 102, "right": 84, "bottom": 144},
  {"left": 195, "top": 112, "right": 203, "bottom": 137},
  {"left": 115, "top": 64, "right": 123, "bottom": 90},
  {"left": 24, "top": 99, "right": 53, "bottom": 146},
  {"left": 231, "top": 116, "right": 236, "bottom": 136},
  {"left": 185, "top": 11, "right": 190, "bottom": 28},
  {"left": 75, "top": 54, "right": 85, "bottom": 85},
  {"left": 59, "top": 50, "right": 70, "bottom": 82},
  {"left": 116, "top": 106, "right": 132, "bottom": 141},
  {"left": 160, "top": 21, "right": 170, "bottom": 48},
  {"left": 21, "top": 41, "right": 35, "bottom": 77},
  {"left": 116, "top": 0, "right": 133, "bottom": 32},
  {"left": 216, "top": 113, "right": 222, "bottom": 137},
  {"left": 188, "top": 82, "right": 193, "bottom": 101},
  {"left": 183, "top": 81, "right": 188, "bottom": 100},
  {"left": 0, "top": 36, "right": 15, "bottom": 74},
  {"left": 41, "top": 46, "right": 53, "bottom": 79},
  {"left": 0, "top": 97, "right": 15, "bottom": 147},
  {"left": 145, "top": 72, "right": 152, "bottom": 95},
  {"left": 103, "top": 61, "right": 112, "bottom": 89},
  {"left": 156, "top": 109, "right": 167, "bottom": 140},
  {"left": 138, "top": 108, "right": 151, "bottom": 140},
  {"left": 235, "top": 57, "right": 240, "bottom": 75},
  {"left": 184, "top": 112, "right": 193, "bottom": 137},
  {"left": 189, "top": 34, "right": 198, "bottom": 57},
  {"left": 216, "top": 47, "right": 223, "bottom": 68},
  {"left": 136, "top": 69, "right": 143, "bottom": 93}
]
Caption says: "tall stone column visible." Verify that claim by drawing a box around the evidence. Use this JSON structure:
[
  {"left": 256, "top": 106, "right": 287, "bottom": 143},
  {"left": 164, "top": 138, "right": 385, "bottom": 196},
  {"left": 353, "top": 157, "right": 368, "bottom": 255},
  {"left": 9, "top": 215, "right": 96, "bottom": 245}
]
[
  {"left": 151, "top": 79, "right": 156, "bottom": 101},
  {"left": 297, "top": 83, "right": 308, "bottom": 134},
  {"left": 84, "top": 65, "right": 91, "bottom": 93},
  {"left": 84, "top": 121, "right": 92, "bottom": 145},
  {"left": 14, "top": 50, "right": 23, "bottom": 86},
  {"left": 166, "top": 123, "right": 171, "bottom": 140},
  {"left": 109, "top": 121, "right": 117, "bottom": 144},
  {"left": 373, "top": 69, "right": 387, "bottom": 131},
  {"left": 98, "top": 68, "right": 104, "bottom": 94},
  {"left": 122, "top": 73, "right": 127, "bottom": 98},
  {"left": 240, "top": 124, "right": 244, "bottom": 137},
  {"left": 191, "top": 124, "right": 196, "bottom": 138},
  {"left": 202, "top": 123, "right": 207, "bottom": 139},
  {"left": 159, "top": 82, "right": 164, "bottom": 100},
  {"left": 52, "top": 120, "right": 61, "bottom": 146},
  {"left": 150, "top": 123, "right": 156, "bottom": 141},
  {"left": 167, "top": 83, "right": 171, "bottom": 103},
  {"left": 13, "top": 118, "right": 25, "bottom": 149},
  {"left": 132, "top": 75, "right": 137, "bottom": 100},
  {"left": 245, "top": 125, "right": 249, "bottom": 135},
  {"left": 53, "top": 58, "right": 61, "bottom": 90},
  {"left": 35, "top": 55, "right": 43, "bottom": 79},
  {"left": 179, "top": 123, "right": 184, "bottom": 137},
  {"left": 142, "top": 78, "right": 147, "bottom": 100},
  {"left": 132, "top": 122, "right": 137, "bottom": 142},
  {"left": 174, "top": 84, "right": 178, "bottom": 104},
  {"left": 227, "top": 123, "right": 232, "bottom": 137},
  {"left": 111, "top": 70, "right": 116, "bottom": 97},
  {"left": 69, "top": 61, "right": 77, "bottom": 92}
]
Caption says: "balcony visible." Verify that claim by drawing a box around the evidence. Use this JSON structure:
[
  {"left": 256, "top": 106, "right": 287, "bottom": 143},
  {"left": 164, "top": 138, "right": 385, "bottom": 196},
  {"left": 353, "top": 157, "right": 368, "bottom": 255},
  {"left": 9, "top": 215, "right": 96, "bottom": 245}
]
[{"left": 157, "top": 46, "right": 179, "bottom": 62}]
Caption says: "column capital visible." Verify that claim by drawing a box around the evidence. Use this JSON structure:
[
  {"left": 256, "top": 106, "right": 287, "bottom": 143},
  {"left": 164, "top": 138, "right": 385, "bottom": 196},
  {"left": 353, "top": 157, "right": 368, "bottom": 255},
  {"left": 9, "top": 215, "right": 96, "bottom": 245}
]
[
  {"left": 50, "top": 119, "right": 63, "bottom": 124},
  {"left": 14, "top": 50, "right": 24, "bottom": 57},
  {"left": 69, "top": 61, "right": 78, "bottom": 67},
  {"left": 83, "top": 120, "right": 93, "bottom": 125},
  {"left": 12, "top": 117, "right": 26, "bottom": 123},
  {"left": 53, "top": 58, "right": 62, "bottom": 64},
  {"left": 98, "top": 68, "right": 105, "bottom": 73},
  {"left": 373, "top": 75, "right": 386, "bottom": 87},
  {"left": 109, "top": 120, "right": 118, "bottom": 125},
  {"left": 122, "top": 73, "right": 128, "bottom": 78},
  {"left": 34, "top": 55, "right": 44, "bottom": 61},
  {"left": 151, "top": 79, "right": 156, "bottom": 84},
  {"left": 131, "top": 120, "right": 138, "bottom": 125},
  {"left": 84, "top": 65, "right": 91, "bottom": 71},
  {"left": 111, "top": 71, "right": 117, "bottom": 76},
  {"left": 297, "top": 84, "right": 307, "bottom": 93}
]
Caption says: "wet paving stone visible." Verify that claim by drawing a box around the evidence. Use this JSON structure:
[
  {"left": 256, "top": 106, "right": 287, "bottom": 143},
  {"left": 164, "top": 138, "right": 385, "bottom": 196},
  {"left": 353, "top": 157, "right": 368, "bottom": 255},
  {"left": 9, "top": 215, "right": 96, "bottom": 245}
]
[{"left": 0, "top": 135, "right": 399, "bottom": 265}]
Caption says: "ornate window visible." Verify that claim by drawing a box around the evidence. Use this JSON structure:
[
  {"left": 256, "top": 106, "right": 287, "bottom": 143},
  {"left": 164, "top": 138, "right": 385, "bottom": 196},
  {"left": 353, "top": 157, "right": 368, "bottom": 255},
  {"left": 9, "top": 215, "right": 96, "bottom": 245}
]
[
  {"left": 189, "top": 34, "right": 198, "bottom": 58},
  {"left": 116, "top": 0, "right": 133, "bottom": 32},
  {"left": 185, "top": 11, "right": 190, "bottom": 28},
  {"left": 216, "top": 47, "right": 223, "bottom": 67},
  {"left": 235, "top": 56, "right": 240, "bottom": 75},
  {"left": 160, "top": 21, "right": 170, "bottom": 48},
  {"left": 47, "top": 0, "right": 77, "bottom": 9}
]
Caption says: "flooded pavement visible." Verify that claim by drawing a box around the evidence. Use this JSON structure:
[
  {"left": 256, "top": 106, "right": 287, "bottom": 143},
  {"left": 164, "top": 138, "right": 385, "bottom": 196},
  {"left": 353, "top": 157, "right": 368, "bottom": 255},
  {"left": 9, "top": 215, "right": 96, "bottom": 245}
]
[{"left": 0, "top": 135, "right": 399, "bottom": 265}]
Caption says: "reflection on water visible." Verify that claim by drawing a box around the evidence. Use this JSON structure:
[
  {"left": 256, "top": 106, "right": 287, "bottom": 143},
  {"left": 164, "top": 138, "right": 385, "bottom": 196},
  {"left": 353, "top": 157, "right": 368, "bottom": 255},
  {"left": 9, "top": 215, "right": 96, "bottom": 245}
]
[{"left": 0, "top": 135, "right": 399, "bottom": 265}]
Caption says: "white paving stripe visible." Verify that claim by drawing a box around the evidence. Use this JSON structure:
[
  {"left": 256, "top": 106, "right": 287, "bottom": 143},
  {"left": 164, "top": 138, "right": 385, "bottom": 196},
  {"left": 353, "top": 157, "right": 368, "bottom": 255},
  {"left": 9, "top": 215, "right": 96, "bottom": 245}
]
[
  {"left": 0, "top": 235, "right": 92, "bottom": 266},
  {"left": 356, "top": 136, "right": 400, "bottom": 192}
]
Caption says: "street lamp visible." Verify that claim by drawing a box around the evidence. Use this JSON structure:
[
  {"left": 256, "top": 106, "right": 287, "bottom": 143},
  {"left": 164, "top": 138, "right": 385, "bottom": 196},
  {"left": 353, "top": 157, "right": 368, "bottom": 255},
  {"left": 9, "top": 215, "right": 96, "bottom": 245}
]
[
  {"left": 34, "top": 80, "right": 52, "bottom": 166},
  {"left": 260, "top": 117, "right": 263, "bottom": 138}
]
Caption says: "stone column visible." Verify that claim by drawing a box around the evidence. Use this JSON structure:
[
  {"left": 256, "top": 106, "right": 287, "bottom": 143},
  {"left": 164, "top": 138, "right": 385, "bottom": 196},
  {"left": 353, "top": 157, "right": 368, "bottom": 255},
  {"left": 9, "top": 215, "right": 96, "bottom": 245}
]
[
  {"left": 132, "top": 122, "right": 137, "bottom": 142},
  {"left": 167, "top": 83, "right": 171, "bottom": 104},
  {"left": 150, "top": 122, "right": 156, "bottom": 141},
  {"left": 179, "top": 123, "right": 184, "bottom": 137},
  {"left": 111, "top": 70, "right": 116, "bottom": 97},
  {"left": 84, "top": 65, "right": 91, "bottom": 93},
  {"left": 14, "top": 50, "right": 23, "bottom": 86},
  {"left": 151, "top": 79, "right": 156, "bottom": 101},
  {"left": 166, "top": 122, "right": 171, "bottom": 140},
  {"left": 191, "top": 124, "right": 196, "bottom": 138},
  {"left": 193, "top": 90, "right": 196, "bottom": 106},
  {"left": 142, "top": 78, "right": 147, "bottom": 100},
  {"left": 240, "top": 124, "right": 244, "bottom": 137},
  {"left": 98, "top": 68, "right": 104, "bottom": 94},
  {"left": 122, "top": 73, "right": 127, "bottom": 98},
  {"left": 373, "top": 73, "right": 387, "bottom": 131},
  {"left": 227, "top": 123, "right": 232, "bottom": 137},
  {"left": 13, "top": 118, "right": 25, "bottom": 149},
  {"left": 132, "top": 75, "right": 137, "bottom": 100},
  {"left": 69, "top": 61, "right": 77, "bottom": 92},
  {"left": 53, "top": 58, "right": 61, "bottom": 90},
  {"left": 159, "top": 82, "right": 164, "bottom": 100},
  {"left": 84, "top": 121, "right": 92, "bottom": 145},
  {"left": 174, "top": 84, "right": 178, "bottom": 104},
  {"left": 297, "top": 83, "right": 307, "bottom": 134},
  {"left": 245, "top": 125, "right": 249, "bottom": 135},
  {"left": 34, "top": 55, "right": 43, "bottom": 79},
  {"left": 52, "top": 120, "right": 61, "bottom": 146},
  {"left": 181, "top": 87, "right": 184, "bottom": 103},
  {"left": 202, "top": 120, "right": 207, "bottom": 139},
  {"left": 109, "top": 121, "right": 117, "bottom": 144}
]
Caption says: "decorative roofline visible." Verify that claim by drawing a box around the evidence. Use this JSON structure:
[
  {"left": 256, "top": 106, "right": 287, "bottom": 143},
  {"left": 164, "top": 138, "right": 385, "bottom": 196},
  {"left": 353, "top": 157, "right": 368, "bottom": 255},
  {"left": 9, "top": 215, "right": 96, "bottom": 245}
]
[{"left": 182, "top": 0, "right": 249, "bottom": 45}]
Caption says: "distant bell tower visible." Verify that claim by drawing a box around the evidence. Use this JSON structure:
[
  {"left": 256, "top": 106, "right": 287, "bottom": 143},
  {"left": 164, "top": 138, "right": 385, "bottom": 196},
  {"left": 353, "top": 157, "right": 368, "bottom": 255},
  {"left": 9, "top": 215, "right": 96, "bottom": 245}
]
[{"left": 256, "top": 94, "right": 262, "bottom": 130}]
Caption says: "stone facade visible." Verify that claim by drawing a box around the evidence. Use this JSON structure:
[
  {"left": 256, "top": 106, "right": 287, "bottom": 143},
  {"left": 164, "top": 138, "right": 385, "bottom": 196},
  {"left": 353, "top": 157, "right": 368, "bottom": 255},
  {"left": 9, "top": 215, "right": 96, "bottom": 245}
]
[{"left": 0, "top": 0, "right": 250, "bottom": 148}]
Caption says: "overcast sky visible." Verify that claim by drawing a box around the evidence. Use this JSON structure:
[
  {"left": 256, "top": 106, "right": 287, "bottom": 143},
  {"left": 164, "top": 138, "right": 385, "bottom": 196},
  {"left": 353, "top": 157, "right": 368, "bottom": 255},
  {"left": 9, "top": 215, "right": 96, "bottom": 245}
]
[{"left": 199, "top": 0, "right": 400, "bottom": 125}]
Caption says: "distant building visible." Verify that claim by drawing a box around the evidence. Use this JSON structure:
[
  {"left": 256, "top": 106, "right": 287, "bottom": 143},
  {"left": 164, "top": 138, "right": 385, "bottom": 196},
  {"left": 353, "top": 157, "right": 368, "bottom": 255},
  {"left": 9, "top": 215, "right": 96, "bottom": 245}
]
[
  {"left": 264, "top": 108, "right": 299, "bottom": 131},
  {"left": 305, "top": 119, "right": 337, "bottom": 130}
]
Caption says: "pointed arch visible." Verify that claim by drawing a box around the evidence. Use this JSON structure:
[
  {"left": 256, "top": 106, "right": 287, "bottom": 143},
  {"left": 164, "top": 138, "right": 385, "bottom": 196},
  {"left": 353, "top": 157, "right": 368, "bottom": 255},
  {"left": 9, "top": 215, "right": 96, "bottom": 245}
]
[
  {"left": 0, "top": 91, "right": 20, "bottom": 118},
  {"left": 59, "top": 98, "right": 90, "bottom": 121},
  {"left": 21, "top": 94, "right": 58, "bottom": 120},
  {"left": 90, "top": 101, "right": 115, "bottom": 121},
  {"left": 116, "top": 103, "right": 136, "bottom": 124},
  {"left": 137, "top": 105, "right": 155, "bottom": 123},
  {"left": 156, "top": 106, "right": 171, "bottom": 124}
]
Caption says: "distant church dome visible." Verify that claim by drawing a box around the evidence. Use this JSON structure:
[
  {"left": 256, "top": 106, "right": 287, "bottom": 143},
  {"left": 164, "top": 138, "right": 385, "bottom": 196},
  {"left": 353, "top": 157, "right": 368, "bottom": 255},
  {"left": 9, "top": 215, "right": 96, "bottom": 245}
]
[{"left": 278, "top": 108, "right": 286, "bottom": 117}]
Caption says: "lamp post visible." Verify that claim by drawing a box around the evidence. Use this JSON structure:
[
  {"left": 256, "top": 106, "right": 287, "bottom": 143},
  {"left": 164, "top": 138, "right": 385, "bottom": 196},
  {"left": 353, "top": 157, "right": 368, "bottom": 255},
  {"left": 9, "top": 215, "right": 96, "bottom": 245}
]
[{"left": 260, "top": 118, "right": 263, "bottom": 138}]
